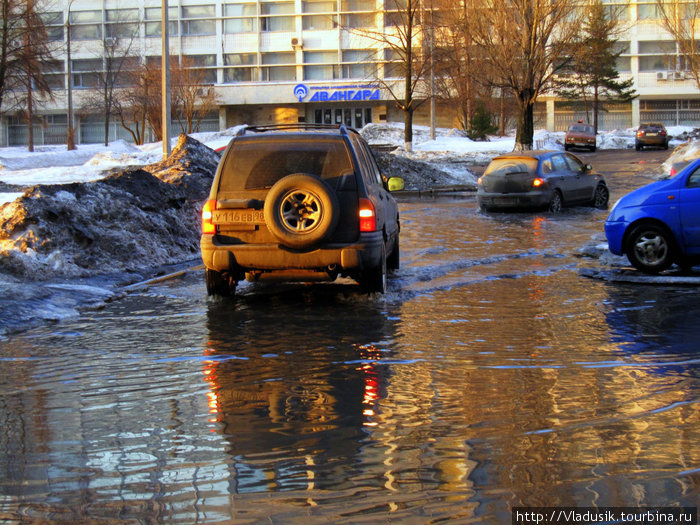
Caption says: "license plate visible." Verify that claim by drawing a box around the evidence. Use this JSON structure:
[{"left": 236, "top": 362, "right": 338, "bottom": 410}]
[
  {"left": 495, "top": 197, "right": 517, "bottom": 206},
  {"left": 212, "top": 209, "right": 265, "bottom": 224},
  {"left": 646, "top": 133, "right": 657, "bottom": 137}
]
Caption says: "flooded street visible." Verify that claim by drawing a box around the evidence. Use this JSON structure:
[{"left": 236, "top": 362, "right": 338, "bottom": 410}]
[{"left": 1, "top": 153, "right": 699, "bottom": 523}]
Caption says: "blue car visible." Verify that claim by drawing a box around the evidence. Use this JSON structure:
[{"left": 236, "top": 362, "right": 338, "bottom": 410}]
[{"left": 605, "top": 158, "right": 700, "bottom": 273}]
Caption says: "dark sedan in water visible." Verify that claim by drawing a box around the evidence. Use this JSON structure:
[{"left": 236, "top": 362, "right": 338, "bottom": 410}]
[{"left": 477, "top": 151, "right": 609, "bottom": 212}]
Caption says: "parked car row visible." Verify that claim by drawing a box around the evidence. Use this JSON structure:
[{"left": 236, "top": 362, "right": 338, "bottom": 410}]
[{"left": 563, "top": 121, "right": 671, "bottom": 154}]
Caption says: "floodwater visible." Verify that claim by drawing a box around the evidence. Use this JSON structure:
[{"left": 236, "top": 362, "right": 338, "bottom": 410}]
[{"left": 1, "top": 193, "right": 699, "bottom": 523}]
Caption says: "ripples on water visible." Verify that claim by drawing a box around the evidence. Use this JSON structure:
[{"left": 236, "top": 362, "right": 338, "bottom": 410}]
[{"left": 0, "top": 200, "right": 698, "bottom": 523}]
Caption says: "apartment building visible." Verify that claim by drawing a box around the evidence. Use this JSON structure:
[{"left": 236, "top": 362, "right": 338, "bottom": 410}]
[{"left": 3, "top": 0, "right": 699, "bottom": 146}]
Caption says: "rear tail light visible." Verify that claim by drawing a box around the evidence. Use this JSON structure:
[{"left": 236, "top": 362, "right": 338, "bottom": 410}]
[
  {"left": 661, "top": 130, "right": 667, "bottom": 136},
  {"left": 670, "top": 167, "right": 677, "bottom": 177},
  {"left": 637, "top": 131, "right": 643, "bottom": 137},
  {"left": 359, "top": 198, "right": 376, "bottom": 232},
  {"left": 532, "top": 178, "right": 545, "bottom": 187},
  {"left": 202, "top": 199, "right": 217, "bottom": 234}
]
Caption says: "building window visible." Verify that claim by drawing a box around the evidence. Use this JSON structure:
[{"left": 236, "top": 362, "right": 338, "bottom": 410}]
[
  {"left": 384, "top": 0, "right": 406, "bottom": 27},
  {"left": 110, "top": 57, "right": 140, "bottom": 86},
  {"left": 42, "top": 60, "right": 65, "bottom": 89},
  {"left": 184, "top": 54, "right": 217, "bottom": 84},
  {"left": 70, "top": 10, "right": 102, "bottom": 41},
  {"left": 42, "top": 12, "right": 64, "bottom": 41},
  {"left": 223, "top": 4, "right": 257, "bottom": 33},
  {"left": 105, "top": 9, "right": 139, "bottom": 39},
  {"left": 72, "top": 58, "right": 102, "bottom": 87},
  {"left": 614, "top": 41, "right": 631, "bottom": 72},
  {"left": 637, "top": 3, "right": 662, "bottom": 20},
  {"left": 261, "top": 52, "right": 296, "bottom": 81},
  {"left": 341, "top": 49, "right": 376, "bottom": 78},
  {"left": 304, "top": 50, "right": 340, "bottom": 80},
  {"left": 182, "top": 5, "right": 216, "bottom": 36},
  {"left": 145, "top": 7, "right": 179, "bottom": 37},
  {"left": 261, "top": 2, "right": 295, "bottom": 32},
  {"left": 600, "top": 1, "right": 629, "bottom": 21},
  {"left": 383, "top": 48, "right": 402, "bottom": 78},
  {"left": 340, "top": 0, "right": 375, "bottom": 27},
  {"left": 638, "top": 40, "right": 676, "bottom": 71},
  {"left": 302, "top": 1, "right": 336, "bottom": 30},
  {"left": 224, "top": 53, "right": 257, "bottom": 82}
]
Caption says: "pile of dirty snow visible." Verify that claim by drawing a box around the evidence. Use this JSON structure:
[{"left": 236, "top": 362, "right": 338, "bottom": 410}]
[
  {"left": 374, "top": 150, "right": 477, "bottom": 189},
  {"left": 0, "top": 135, "right": 218, "bottom": 279},
  {"left": 662, "top": 139, "right": 700, "bottom": 174}
]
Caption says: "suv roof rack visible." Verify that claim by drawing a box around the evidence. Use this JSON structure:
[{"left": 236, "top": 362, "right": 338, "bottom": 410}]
[{"left": 240, "top": 123, "right": 357, "bottom": 136}]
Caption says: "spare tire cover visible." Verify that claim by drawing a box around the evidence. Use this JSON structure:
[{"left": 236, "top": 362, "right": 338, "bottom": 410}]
[{"left": 264, "top": 173, "right": 340, "bottom": 249}]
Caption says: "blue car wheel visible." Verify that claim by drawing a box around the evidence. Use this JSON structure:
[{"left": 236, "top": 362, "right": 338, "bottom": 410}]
[{"left": 625, "top": 223, "right": 674, "bottom": 274}]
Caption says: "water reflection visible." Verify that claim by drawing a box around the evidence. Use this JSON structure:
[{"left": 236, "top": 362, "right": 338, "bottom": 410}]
[
  {"left": 202, "top": 288, "right": 399, "bottom": 495},
  {"left": 0, "top": 199, "right": 698, "bottom": 523}
]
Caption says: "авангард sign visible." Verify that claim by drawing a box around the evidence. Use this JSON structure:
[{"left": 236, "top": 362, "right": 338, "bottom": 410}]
[{"left": 293, "top": 84, "right": 380, "bottom": 102}]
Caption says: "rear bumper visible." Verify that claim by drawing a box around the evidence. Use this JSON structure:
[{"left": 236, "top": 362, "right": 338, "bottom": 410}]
[
  {"left": 637, "top": 137, "right": 668, "bottom": 146},
  {"left": 200, "top": 231, "right": 384, "bottom": 274},
  {"left": 477, "top": 190, "right": 551, "bottom": 210}
]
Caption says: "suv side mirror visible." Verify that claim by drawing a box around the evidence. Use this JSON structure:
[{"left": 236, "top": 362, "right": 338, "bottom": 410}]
[
  {"left": 585, "top": 164, "right": 593, "bottom": 172},
  {"left": 386, "top": 176, "right": 404, "bottom": 192}
]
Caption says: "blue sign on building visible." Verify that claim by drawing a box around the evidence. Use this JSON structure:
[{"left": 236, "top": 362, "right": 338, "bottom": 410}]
[{"left": 293, "top": 84, "right": 380, "bottom": 103}]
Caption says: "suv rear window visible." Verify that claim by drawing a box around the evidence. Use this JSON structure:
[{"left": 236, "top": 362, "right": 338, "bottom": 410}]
[
  {"left": 484, "top": 157, "right": 539, "bottom": 177},
  {"left": 219, "top": 137, "right": 355, "bottom": 191}
]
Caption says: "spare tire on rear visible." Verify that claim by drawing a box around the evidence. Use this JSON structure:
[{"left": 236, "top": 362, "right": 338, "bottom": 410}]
[{"left": 264, "top": 173, "right": 340, "bottom": 249}]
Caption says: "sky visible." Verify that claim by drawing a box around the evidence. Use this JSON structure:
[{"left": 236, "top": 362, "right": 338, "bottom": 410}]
[{"left": 1, "top": 123, "right": 698, "bottom": 207}]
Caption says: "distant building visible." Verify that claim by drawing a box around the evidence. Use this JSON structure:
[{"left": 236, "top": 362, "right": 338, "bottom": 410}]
[{"left": 2, "top": 0, "right": 698, "bottom": 146}]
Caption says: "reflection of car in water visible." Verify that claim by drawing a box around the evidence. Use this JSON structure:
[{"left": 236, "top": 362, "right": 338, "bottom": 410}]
[
  {"left": 201, "top": 290, "right": 397, "bottom": 491},
  {"left": 564, "top": 123, "right": 596, "bottom": 152},
  {"left": 477, "top": 151, "right": 609, "bottom": 213},
  {"left": 605, "top": 158, "right": 700, "bottom": 273}
]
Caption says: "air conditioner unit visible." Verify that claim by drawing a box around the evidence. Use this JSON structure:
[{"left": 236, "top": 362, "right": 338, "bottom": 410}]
[
  {"left": 104, "top": 37, "right": 117, "bottom": 48},
  {"left": 656, "top": 71, "right": 667, "bottom": 81},
  {"left": 291, "top": 37, "right": 302, "bottom": 48},
  {"left": 674, "top": 71, "right": 685, "bottom": 80}
]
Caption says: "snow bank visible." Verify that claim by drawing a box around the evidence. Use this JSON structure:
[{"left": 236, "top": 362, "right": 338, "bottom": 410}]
[{"left": 0, "top": 135, "right": 218, "bottom": 280}]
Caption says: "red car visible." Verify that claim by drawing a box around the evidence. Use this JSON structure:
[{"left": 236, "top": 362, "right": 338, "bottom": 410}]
[{"left": 564, "top": 123, "right": 597, "bottom": 152}]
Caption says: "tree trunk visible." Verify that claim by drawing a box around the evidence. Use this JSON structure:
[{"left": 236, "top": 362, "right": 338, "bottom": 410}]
[
  {"left": 593, "top": 85, "right": 599, "bottom": 133},
  {"left": 26, "top": 66, "right": 34, "bottom": 152},
  {"left": 500, "top": 92, "right": 505, "bottom": 136},
  {"left": 104, "top": 86, "right": 110, "bottom": 147},
  {"left": 514, "top": 91, "right": 534, "bottom": 151},
  {"left": 404, "top": 107, "right": 413, "bottom": 151}
]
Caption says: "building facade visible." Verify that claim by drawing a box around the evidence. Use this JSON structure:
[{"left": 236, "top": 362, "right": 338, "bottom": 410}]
[{"left": 2, "top": 0, "right": 699, "bottom": 146}]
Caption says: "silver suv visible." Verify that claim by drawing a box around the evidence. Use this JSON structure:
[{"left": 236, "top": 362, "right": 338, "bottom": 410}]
[{"left": 200, "top": 124, "right": 403, "bottom": 296}]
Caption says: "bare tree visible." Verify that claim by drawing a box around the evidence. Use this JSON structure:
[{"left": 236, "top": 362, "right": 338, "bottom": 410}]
[
  {"left": 431, "top": 0, "right": 497, "bottom": 134},
  {"left": 171, "top": 56, "right": 218, "bottom": 135},
  {"left": 114, "top": 57, "right": 217, "bottom": 143},
  {"left": 346, "top": 0, "right": 430, "bottom": 151},
  {"left": 656, "top": 0, "right": 700, "bottom": 91},
  {"left": 112, "top": 64, "right": 160, "bottom": 145},
  {"left": 0, "top": 0, "right": 56, "bottom": 150},
  {"left": 78, "top": 12, "right": 139, "bottom": 146},
  {"left": 469, "top": 0, "right": 583, "bottom": 151}
]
